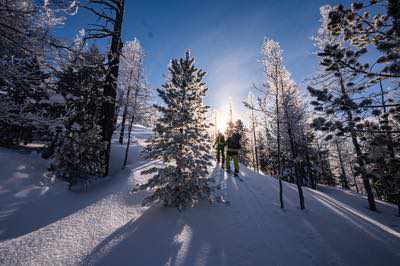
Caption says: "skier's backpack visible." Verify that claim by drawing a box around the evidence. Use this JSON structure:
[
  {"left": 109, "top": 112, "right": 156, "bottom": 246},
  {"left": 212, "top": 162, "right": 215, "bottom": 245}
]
[{"left": 229, "top": 133, "right": 241, "bottom": 149}]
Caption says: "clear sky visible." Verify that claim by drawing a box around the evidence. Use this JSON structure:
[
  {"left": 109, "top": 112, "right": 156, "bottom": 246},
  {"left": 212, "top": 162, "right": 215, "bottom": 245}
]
[{"left": 57, "top": 0, "right": 348, "bottom": 120}]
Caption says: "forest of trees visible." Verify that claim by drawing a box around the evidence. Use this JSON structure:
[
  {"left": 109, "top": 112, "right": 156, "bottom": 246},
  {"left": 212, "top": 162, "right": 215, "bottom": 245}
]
[
  {"left": 241, "top": 1, "right": 400, "bottom": 214},
  {"left": 0, "top": 0, "right": 399, "bottom": 213},
  {"left": 0, "top": 0, "right": 149, "bottom": 187}
]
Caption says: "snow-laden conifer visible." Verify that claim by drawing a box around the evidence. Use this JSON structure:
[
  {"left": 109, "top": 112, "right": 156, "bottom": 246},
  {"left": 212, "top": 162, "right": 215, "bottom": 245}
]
[{"left": 135, "top": 50, "right": 213, "bottom": 209}]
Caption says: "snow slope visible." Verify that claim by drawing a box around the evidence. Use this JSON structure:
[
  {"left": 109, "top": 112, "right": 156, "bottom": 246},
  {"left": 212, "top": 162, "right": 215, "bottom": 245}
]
[{"left": 0, "top": 127, "right": 399, "bottom": 265}]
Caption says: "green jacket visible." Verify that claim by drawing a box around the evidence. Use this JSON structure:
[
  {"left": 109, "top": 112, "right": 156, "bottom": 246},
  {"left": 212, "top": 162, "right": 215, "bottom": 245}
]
[{"left": 214, "top": 134, "right": 225, "bottom": 149}]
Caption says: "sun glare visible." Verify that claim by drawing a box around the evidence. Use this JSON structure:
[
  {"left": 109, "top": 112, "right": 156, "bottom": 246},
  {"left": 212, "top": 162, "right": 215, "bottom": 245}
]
[
  {"left": 216, "top": 110, "right": 229, "bottom": 133},
  {"left": 214, "top": 97, "right": 235, "bottom": 134}
]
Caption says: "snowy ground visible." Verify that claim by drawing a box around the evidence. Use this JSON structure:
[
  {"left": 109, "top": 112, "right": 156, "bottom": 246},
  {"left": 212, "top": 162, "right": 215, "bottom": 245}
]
[{"left": 0, "top": 127, "right": 399, "bottom": 266}]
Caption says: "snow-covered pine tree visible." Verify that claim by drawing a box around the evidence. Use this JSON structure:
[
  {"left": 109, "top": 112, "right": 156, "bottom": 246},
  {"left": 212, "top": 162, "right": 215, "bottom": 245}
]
[
  {"left": 0, "top": 0, "right": 71, "bottom": 146},
  {"left": 51, "top": 45, "right": 106, "bottom": 187},
  {"left": 135, "top": 50, "right": 213, "bottom": 209},
  {"left": 82, "top": 0, "right": 126, "bottom": 176},
  {"left": 325, "top": 0, "right": 400, "bottom": 215},
  {"left": 326, "top": 0, "right": 400, "bottom": 82},
  {"left": 309, "top": 4, "right": 377, "bottom": 211}
]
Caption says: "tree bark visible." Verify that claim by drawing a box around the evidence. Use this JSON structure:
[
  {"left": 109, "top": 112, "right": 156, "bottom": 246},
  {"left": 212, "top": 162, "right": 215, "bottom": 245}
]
[
  {"left": 349, "top": 161, "right": 359, "bottom": 193},
  {"left": 101, "top": 0, "right": 125, "bottom": 176},
  {"left": 122, "top": 86, "right": 139, "bottom": 168},
  {"left": 284, "top": 103, "right": 305, "bottom": 209},
  {"left": 251, "top": 108, "right": 259, "bottom": 173},
  {"left": 335, "top": 139, "right": 349, "bottom": 189},
  {"left": 118, "top": 86, "right": 131, "bottom": 145},
  {"left": 122, "top": 112, "right": 134, "bottom": 168},
  {"left": 275, "top": 82, "right": 284, "bottom": 209},
  {"left": 305, "top": 143, "right": 316, "bottom": 189},
  {"left": 338, "top": 74, "right": 376, "bottom": 211}
]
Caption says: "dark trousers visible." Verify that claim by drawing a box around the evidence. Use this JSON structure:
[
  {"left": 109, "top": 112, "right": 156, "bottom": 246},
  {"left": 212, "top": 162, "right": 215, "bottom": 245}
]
[{"left": 216, "top": 146, "right": 225, "bottom": 165}]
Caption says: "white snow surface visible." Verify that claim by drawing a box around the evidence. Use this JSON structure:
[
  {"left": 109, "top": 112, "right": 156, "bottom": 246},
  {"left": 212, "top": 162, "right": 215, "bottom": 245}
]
[{"left": 0, "top": 126, "right": 399, "bottom": 266}]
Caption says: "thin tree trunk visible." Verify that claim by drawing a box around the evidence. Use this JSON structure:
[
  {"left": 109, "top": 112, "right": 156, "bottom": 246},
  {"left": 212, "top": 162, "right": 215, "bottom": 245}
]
[
  {"left": 122, "top": 113, "right": 134, "bottom": 168},
  {"left": 281, "top": 73, "right": 305, "bottom": 209},
  {"left": 316, "top": 141, "right": 324, "bottom": 185},
  {"left": 275, "top": 85, "right": 283, "bottom": 209},
  {"left": 284, "top": 106, "right": 305, "bottom": 209},
  {"left": 349, "top": 116, "right": 376, "bottom": 211},
  {"left": 272, "top": 65, "right": 284, "bottom": 209},
  {"left": 251, "top": 144, "right": 256, "bottom": 170},
  {"left": 251, "top": 108, "right": 259, "bottom": 173},
  {"left": 397, "top": 193, "right": 400, "bottom": 217},
  {"left": 335, "top": 139, "right": 349, "bottom": 189},
  {"left": 349, "top": 161, "right": 359, "bottom": 193},
  {"left": 119, "top": 62, "right": 136, "bottom": 145},
  {"left": 305, "top": 144, "right": 316, "bottom": 189},
  {"left": 338, "top": 74, "right": 376, "bottom": 211},
  {"left": 119, "top": 87, "right": 131, "bottom": 144},
  {"left": 122, "top": 86, "right": 139, "bottom": 168}
]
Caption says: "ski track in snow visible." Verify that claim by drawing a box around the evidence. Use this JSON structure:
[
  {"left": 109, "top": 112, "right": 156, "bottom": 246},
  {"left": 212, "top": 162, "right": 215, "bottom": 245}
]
[{"left": 1, "top": 128, "right": 400, "bottom": 265}]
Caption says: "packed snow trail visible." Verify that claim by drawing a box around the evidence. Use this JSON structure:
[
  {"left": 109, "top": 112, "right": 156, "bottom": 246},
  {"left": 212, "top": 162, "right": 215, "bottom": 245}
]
[{"left": 0, "top": 129, "right": 399, "bottom": 265}]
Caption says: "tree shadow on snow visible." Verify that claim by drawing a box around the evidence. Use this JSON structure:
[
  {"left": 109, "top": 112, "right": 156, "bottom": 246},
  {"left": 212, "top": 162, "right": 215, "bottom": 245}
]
[
  {"left": 81, "top": 165, "right": 277, "bottom": 266},
  {"left": 0, "top": 143, "right": 148, "bottom": 241},
  {"left": 82, "top": 202, "right": 238, "bottom": 266}
]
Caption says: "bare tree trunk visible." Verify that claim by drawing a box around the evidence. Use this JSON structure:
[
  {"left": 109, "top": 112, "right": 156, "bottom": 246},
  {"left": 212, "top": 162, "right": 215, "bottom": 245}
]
[
  {"left": 251, "top": 144, "right": 256, "bottom": 171},
  {"left": 316, "top": 141, "right": 324, "bottom": 185},
  {"left": 338, "top": 74, "right": 376, "bottom": 211},
  {"left": 397, "top": 193, "right": 400, "bottom": 217},
  {"left": 122, "top": 112, "right": 134, "bottom": 168},
  {"left": 119, "top": 86, "right": 131, "bottom": 144},
  {"left": 122, "top": 64, "right": 141, "bottom": 168},
  {"left": 251, "top": 108, "right": 259, "bottom": 173},
  {"left": 349, "top": 161, "right": 359, "bottom": 193},
  {"left": 305, "top": 142, "right": 316, "bottom": 189},
  {"left": 284, "top": 106, "right": 305, "bottom": 209},
  {"left": 275, "top": 88, "right": 284, "bottom": 209},
  {"left": 122, "top": 90, "right": 138, "bottom": 168},
  {"left": 335, "top": 139, "right": 349, "bottom": 189},
  {"left": 101, "top": 0, "right": 125, "bottom": 176},
  {"left": 351, "top": 130, "right": 377, "bottom": 211}
]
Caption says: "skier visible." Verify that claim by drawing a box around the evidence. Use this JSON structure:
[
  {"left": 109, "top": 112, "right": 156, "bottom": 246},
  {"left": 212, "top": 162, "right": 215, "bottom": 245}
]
[
  {"left": 214, "top": 132, "right": 225, "bottom": 167},
  {"left": 225, "top": 131, "right": 241, "bottom": 176}
]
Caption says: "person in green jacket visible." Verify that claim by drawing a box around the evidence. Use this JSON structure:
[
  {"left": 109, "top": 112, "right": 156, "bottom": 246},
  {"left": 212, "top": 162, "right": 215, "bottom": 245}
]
[
  {"left": 214, "top": 132, "right": 225, "bottom": 167},
  {"left": 226, "top": 131, "right": 241, "bottom": 176}
]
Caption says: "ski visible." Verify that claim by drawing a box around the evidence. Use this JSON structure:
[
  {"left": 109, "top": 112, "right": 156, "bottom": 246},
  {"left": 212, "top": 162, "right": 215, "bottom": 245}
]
[{"left": 234, "top": 174, "right": 244, "bottom": 182}]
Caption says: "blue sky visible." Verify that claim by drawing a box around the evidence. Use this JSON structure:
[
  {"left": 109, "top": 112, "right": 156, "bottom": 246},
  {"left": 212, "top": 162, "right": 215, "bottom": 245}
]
[{"left": 57, "top": 0, "right": 348, "bottom": 119}]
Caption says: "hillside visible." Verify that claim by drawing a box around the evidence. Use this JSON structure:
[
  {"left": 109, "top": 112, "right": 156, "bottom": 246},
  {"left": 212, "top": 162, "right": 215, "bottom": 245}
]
[{"left": 0, "top": 127, "right": 399, "bottom": 266}]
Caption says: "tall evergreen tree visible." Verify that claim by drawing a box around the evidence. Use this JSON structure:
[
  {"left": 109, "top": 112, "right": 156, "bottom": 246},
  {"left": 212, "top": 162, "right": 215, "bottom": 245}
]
[
  {"left": 51, "top": 45, "right": 106, "bottom": 187},
  {"left": 135, "top": 51, "right": 213, "bottom": 209},
  {"left": 309, "top": 4, "right": 378, "bottom": 211}
]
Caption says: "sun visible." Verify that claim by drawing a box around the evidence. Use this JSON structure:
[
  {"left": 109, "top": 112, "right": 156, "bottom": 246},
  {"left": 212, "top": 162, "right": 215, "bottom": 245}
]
[{"left": 216, "top": 110, "right": 229, "bottom": 133}]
